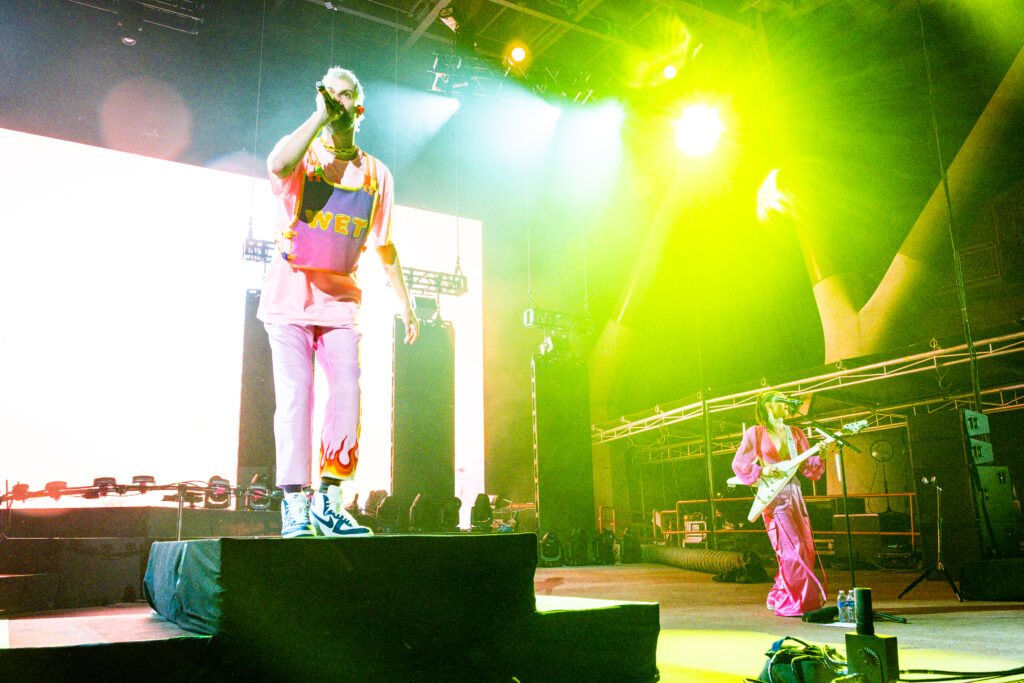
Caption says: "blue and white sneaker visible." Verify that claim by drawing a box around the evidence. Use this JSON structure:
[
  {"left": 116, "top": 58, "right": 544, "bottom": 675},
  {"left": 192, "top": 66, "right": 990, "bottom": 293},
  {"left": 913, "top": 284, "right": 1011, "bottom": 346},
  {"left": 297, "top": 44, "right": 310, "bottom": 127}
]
[
  {"left": 281, "top": 491, "right": 315, "bottom": 538},
  {"left": 309, "top": 485, "right": 372, "bottom": 537}
]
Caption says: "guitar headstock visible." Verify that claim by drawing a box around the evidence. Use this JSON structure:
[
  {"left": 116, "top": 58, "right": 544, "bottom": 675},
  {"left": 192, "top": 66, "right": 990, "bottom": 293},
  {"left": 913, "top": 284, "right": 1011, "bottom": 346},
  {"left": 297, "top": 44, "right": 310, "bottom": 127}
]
[{"left": 841, "top": 420, "right": 869, "bottom": 434}]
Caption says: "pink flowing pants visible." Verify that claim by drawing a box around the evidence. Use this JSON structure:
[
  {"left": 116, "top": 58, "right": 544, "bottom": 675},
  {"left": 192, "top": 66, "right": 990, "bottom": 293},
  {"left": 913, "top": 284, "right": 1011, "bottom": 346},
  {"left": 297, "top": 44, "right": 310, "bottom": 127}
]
[{"left": 762, "top": 482, "right": 826, "bottom": 616}]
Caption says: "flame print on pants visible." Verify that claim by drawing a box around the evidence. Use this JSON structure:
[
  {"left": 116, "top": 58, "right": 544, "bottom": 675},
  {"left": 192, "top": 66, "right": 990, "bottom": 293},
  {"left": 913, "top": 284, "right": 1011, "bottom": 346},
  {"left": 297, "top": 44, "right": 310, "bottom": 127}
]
[{"left": 319, "top": 436, "right": 359, "bottom": 480}]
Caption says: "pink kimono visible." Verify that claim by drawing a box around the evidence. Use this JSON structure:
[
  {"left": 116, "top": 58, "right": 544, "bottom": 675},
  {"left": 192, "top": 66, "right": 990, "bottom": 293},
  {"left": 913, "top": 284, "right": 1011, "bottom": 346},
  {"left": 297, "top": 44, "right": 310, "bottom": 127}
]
[{"left": 732, "top": 425, "right": 826, "bottom": 616}]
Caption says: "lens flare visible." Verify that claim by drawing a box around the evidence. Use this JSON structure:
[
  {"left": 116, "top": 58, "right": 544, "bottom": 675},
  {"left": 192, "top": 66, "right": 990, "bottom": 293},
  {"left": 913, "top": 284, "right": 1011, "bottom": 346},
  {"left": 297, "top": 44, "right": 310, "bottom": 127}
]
[{"left": 674, "top": 104, "right": 723, "bottom": 157}]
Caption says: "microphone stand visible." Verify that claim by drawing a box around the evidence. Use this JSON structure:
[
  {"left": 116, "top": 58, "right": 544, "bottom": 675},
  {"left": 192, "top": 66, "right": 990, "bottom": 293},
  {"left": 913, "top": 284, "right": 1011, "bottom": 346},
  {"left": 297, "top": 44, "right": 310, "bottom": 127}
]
[{"left": 799, "top": 415, "right": 861, "bottom": 589}]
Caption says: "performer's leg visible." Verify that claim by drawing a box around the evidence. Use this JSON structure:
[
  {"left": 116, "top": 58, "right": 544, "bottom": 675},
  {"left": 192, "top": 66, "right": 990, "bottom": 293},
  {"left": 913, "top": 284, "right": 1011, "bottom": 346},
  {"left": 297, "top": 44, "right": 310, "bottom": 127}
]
[
  {"left": 763, "top": 508, "right": 785, "bottom": 610},
  {"left": 314, "top": 324, "right": 362, "bottom": 481},
  {"left": 264, "top": 322, "right": 316, "bottom": 538},
  {"left": 307, "top": 324, "right": 370, "bottom": 536},
  {"left": 265, "top": 323, "right": 316, "bottom": 486},
  {"left": 768, "top": 489, "right": 825, "bottom": 616}
]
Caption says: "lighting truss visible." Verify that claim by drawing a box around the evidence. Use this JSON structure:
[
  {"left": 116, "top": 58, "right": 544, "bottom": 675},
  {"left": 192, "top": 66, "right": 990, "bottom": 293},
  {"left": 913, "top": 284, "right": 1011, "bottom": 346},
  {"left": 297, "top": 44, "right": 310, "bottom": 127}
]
[
  {"left": 523, "top": 307, "right": 594, "bottom": 334},
  {"left": 68, "top": 0, "right": 204, "bottom": 36},
  {"left": 243, "top": 237, "right": 275, "bottom": 264},
  {"left": 594, "top": 330, "right": 1024, "bottom": 448},
  {"left": 403, "top": 267, "right": 468, "bottom": 297}
]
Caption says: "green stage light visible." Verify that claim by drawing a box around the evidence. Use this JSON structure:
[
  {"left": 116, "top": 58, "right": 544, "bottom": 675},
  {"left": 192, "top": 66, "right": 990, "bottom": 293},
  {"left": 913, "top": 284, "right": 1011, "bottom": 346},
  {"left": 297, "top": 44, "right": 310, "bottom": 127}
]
[{"left": 674, "top": 104, "right": 723, "bottom": 157}]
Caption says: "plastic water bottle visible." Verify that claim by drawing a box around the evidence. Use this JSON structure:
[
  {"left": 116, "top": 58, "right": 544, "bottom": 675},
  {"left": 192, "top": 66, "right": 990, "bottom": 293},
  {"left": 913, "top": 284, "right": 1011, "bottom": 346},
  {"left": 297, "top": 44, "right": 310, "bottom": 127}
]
[
  {"left": 836, "top": 591, "right": 847, "bottom": 623},
  {"left": 842, "top": 591, "right": 856, "bottom": 623}
]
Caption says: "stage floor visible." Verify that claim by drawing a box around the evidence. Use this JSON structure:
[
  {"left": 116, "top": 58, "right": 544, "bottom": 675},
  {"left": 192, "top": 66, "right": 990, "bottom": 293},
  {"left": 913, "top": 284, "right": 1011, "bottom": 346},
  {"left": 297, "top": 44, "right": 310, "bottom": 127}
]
[{"left": 3, "top": 563, "right": 1023, "bottom": 682}]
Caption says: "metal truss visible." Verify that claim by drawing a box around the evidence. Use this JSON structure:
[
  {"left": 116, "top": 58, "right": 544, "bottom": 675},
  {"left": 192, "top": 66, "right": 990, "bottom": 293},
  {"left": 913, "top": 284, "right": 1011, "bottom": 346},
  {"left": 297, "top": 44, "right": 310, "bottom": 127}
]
[
  {"left": 595, "top": 330, "right": 1024, "bottom": 448},
  {"left": 403, "top": 267, "right": 468, "bottom": 297}
]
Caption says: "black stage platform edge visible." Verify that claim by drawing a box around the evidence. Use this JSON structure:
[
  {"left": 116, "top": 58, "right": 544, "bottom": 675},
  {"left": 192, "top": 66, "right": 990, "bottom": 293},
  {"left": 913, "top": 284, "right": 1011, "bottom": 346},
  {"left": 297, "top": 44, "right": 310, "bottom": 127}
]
[
  {"left": 144, "top": 534, "right": 539, "bottom": 669},
  {"left": 0, "top": 598, "right": 660, "bottom": 683},
  {"left": 142, "top": 534, "right": 660, "bottom": 681},
  {"left": 0, "top": 572, "right": 56, "bottom": 616},
  {"left": 4, "top": 507, "right": 280, "bottom": 539},
  {"left": 0, "top": 538, "right": 151, "bottom": 613},
  {"left": 961, "top": 558, "right": 1024, "bottom": 601}
]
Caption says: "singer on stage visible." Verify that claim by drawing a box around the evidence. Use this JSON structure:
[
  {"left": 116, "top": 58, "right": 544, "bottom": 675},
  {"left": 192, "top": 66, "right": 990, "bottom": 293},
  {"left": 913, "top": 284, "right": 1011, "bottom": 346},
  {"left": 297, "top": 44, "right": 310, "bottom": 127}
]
[
  {"left": 258, "top": 66, "right": 419, "bottom": 537},
  {"left": 732, "top": 391, "right": 826, "bottom": 616}
]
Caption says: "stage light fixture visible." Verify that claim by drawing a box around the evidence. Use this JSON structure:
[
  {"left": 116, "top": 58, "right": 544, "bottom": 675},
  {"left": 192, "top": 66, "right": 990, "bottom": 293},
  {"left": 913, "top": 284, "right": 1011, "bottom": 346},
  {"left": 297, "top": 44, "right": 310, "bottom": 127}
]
[
  {"left": 376, "top": 494, "right": 405, "bottom": 533},
  {"left": 409, "top": 493, "right": 441, "bottom": 532},
  {"left": 93, "top": 477, "right": 117, "bottom": 495},
  {"left": 503, "top": 41, "right": 531, "bottom": 73},
  {"left": 44, "top": 481, "right": 67, "bottom": 500},
  {"left": 440, "top": 496, "right": 462, "bottom": 532},
  {"left": 10, "top": 483, "right": 30, "bottom": 501},
  {"left": 663, "top": 64, "right": 678, "bottom": 80},
  {"left": 470, "top": 493, "right": 493, "bottom": 532},
  {"left": 674, "top": 104, "right": 722, "bottom": 157},
  {"left": 132, "top": 475, "right": 156, "bottom": 492},
  {"left": 245, "top": 483, "right": 271, "bottom": 511},
  {"left": 438, "top": 4, "right": 476, "bottom": 53},
  {"left": 117, "top": 0, "right": 144, "bottom": 46},
  {"left": 204, "top": 476, "right": 231, "bottom": 510},
  {"left": 412, "top": 295, "right": 441, "bottom": 322}
]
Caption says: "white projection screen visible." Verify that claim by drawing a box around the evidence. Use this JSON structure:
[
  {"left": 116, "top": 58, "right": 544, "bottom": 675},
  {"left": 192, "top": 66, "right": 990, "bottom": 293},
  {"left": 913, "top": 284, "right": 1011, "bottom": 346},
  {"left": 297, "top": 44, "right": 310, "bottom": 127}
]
[{"left": 0, "top": 128, "right": 484, "bottom": 515}]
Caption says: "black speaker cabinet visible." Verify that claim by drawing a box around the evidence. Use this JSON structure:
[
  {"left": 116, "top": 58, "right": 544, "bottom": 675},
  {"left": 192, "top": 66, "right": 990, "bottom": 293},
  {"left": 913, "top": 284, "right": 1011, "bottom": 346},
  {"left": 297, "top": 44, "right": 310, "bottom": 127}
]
[
  {"left": 392, "top": 318, "right": 456, "bottom": 512},
  {"left": 908, "top": 411, "right": 1021, "bottom": 580},
  {"left": 832, "top": 514, "right": 881, "bottom": 567},
  {"left": 531, "top": 354, "right": 595, "bottom": 536},
  {"left": 237, "top": 289, "right": 276, "bottom": 488}
]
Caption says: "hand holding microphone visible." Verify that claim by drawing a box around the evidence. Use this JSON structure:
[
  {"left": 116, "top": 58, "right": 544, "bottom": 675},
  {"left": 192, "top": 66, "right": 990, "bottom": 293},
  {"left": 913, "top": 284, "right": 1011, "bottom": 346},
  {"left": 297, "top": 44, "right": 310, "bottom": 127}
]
[
  {"left": 316, "top": 81, "right": 344, "bottom": 121},
  {"left": 316, "top": 81, "right": 365, "bottom": 122}
]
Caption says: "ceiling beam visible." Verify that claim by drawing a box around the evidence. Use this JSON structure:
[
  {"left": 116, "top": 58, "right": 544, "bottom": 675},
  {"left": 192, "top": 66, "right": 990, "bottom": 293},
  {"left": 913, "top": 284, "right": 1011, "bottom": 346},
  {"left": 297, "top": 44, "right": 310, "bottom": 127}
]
[{"left": 403, "top": 0, "right": 450, "bottom": 49}]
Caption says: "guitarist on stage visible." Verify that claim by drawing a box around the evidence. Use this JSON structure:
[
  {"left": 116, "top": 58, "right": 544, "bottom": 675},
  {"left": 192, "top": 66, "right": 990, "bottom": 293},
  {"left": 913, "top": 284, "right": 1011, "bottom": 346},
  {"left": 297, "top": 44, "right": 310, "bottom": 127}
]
[{"left": 732, "top": 391, "right": 827, "bottom": 616}]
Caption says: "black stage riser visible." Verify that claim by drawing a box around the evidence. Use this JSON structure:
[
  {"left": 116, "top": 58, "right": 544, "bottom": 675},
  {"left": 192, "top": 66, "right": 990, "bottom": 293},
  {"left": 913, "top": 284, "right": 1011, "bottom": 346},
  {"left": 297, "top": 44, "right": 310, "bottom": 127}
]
[
  {"left": 0, "top": 508, "right": 279, "bottom": 613},
  {"left": 143, "top": 533, "right": 658, "bottom": 682},
  {"left": 145, "top": 534, "right": 539, "bottom": 678},
  {"left": 0, "top": 603, "right": 660, "bottom": 683}
]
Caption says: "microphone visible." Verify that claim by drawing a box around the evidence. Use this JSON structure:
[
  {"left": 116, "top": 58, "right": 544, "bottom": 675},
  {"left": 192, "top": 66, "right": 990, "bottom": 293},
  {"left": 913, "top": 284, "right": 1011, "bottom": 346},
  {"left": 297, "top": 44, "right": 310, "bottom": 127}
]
[
  {"left": 316, "top": 82, "right": 364, "bottom": 117},
  {"left": 774, "top": 396, "right": 803, "bottom": 407},
  {"left": 801, "top": 605, "right": 838, "bottom": 623}
]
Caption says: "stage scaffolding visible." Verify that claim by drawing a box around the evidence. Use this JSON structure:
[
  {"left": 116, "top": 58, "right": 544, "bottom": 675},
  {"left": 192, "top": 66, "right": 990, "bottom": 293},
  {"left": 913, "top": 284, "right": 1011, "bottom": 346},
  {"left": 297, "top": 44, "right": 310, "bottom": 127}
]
[{"left": 591, "top": 330, "right": 1024, "bottom": 548}]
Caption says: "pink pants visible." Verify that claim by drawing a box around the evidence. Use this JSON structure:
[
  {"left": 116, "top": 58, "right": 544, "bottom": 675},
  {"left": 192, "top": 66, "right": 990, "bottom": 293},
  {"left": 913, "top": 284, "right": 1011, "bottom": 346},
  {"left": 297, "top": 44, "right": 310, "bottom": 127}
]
[
  {"left": 762, "top": 482, "right": 826, "bottom": 616},
  {"left": 264, "top": 323, "right": 361, "bottom": 487}
]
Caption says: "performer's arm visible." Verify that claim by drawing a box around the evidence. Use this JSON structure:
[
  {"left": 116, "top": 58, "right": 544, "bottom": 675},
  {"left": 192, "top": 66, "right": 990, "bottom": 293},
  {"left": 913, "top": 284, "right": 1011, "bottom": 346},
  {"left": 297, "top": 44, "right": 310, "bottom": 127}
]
[
  {"left": 795, "top": 428, "right": 825, "bottom": 480},
  {"left": 731, "top": 428, "right": 764, "bottom": 485},
  {"left": 378, "top": 242, "right": 419, "bottom": 344},
  {"left": 267, "top": 90, "right": 339, "bottom": 178}
]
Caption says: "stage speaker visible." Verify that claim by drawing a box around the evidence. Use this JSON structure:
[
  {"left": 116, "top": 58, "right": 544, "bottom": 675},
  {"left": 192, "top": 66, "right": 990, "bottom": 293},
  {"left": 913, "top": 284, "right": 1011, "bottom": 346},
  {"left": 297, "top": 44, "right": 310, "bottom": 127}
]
[
  {"left": 532, "top": 354, "right": 595, "bottom": 536},
  {"left": 832, "top": 514, "right": 881, "bottom": 567},
  {"left": 392, "top": 317, "right": 455, "bottom": 510},
  {"left": 237, "top": 289, "right": 276, "bottom": 488},
  {"left": 908, "top": 410, "right": 1020, "bottom": 580},
  {"left": 960, "top": 558, "right": 1024, "bottom": 601}
]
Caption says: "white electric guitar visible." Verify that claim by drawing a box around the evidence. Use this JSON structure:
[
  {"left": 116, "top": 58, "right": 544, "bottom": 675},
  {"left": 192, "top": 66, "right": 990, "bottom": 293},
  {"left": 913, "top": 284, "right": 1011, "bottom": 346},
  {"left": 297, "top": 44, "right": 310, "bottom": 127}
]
[{"left": 727, "top": 420, "right": 868, "bottom": 522}]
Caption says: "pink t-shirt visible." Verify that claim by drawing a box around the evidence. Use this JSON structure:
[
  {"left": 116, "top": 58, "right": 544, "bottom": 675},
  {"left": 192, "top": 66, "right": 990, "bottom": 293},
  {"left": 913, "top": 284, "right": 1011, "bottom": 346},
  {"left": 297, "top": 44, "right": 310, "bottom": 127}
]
[{"left": 257, "top": 139, "right": 394, "bottom": 326}]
